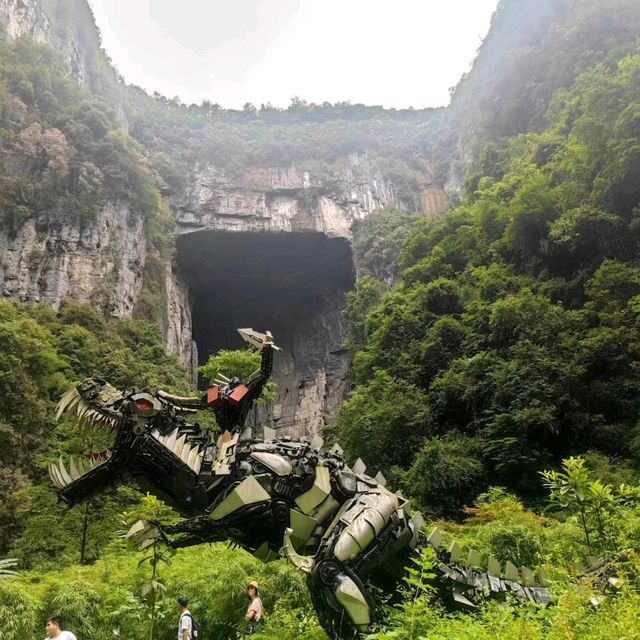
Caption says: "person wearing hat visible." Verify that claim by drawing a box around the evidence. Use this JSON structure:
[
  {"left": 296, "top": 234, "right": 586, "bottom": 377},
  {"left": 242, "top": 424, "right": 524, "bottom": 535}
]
[
  {"left": 244, "top": 580, "right": 263, "bottom": 633},
  {"left": 176, "top": 596, "right": 193, "bottom": 640}
]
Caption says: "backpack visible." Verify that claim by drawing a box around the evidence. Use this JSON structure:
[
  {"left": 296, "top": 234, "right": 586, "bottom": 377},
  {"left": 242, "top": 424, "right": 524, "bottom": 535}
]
[{"left": 182, "top": 612, "right": 201, "bottom": 638}]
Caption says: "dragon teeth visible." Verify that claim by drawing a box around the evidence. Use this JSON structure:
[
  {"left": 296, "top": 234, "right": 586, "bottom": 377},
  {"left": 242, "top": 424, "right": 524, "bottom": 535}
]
[
  {"left": 65, "top": 394, "right": 81, "bottom": 417},
  {"left": 68, "top": 457, "right": 82, "bottom": 481},
  {"left": 55, "top": 388, "right": 78, "bottom": 421},
  {"left": 48, "top": 463, "right": 64, "bottom": 489},
  {"left": 57, "top": 456, "right": 74, "bottom": 486},
  {"left": 76, "top": 457, "right": 89, "bottom": 475},
  {"left": 56, "top": 390, "right": 79, "bottom": 420},
  {"left": 76, "top": 400, "right": 89, "bottom": 418}
]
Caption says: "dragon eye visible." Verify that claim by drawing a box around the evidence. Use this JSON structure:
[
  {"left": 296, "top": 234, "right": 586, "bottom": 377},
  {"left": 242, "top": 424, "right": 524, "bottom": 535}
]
[{"left": 135, "top": 399, "right": 153, "bottom": 410}]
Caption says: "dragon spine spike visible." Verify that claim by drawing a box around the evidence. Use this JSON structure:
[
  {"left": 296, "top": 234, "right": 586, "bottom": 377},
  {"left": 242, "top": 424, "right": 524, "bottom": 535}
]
[
  {"left": 504, "top": 561, "right": 519, "bottom": 581},
  {"left": 194, "top": 451, "right": 204, "bottom": 475},
  {"left": 487, "top": 556, "right": 501, "bottom": 575},
  {"left": 467, "top": 549, "right": 482, "bottom": 568},
  {"left": 521, "top": 566, "right": 536, "bottom": 586},
  {"left": 427, "top": 527, "right": 443, "bottom": 548},
  {"left": 449, "top": 541, "right": 462, "bottom": 563},
  {"left": 180, "top": 444, "right": 193, "bottom": 466},
  {"left": 330, "top": 443, "right": 344, "bottom": 456},
  {"left": 186, "top": 446, "right": 199, "bottom": 470},
  {"left": 173, "top": 434, "right": 186, "bottom": 459},
  {"left": 352, "top": 458, "right": 367, "bottom": 475},
  {"left": 374, "top": 471, "right": 387, "bottom": 487},
  {"left": 536, "top": 568, "right": 550, "bottom": 587},
  {"left": 452, "top": 592, "right": 476, "bottom": 608},
  {"left": 165, "top": 429, "right": 178, "bottom": 451}
]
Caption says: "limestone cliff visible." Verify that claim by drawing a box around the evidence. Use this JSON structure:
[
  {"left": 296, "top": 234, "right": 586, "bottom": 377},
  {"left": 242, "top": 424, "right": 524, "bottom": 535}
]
[
  {"left": 174, "top": 156, "right": 399, "bottom": 240},
  {"left": 0, "top": 0, "right": 107, "bottom": 89},
  {"left": 0, "top": 202, "right": 145, "bottom": 317}
]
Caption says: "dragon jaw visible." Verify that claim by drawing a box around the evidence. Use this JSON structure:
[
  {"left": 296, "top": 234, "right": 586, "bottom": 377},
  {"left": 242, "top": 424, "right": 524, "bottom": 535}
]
[
  {"left": 49, "top": 379, "right": 124, "bottom": 499},
  {"left": 50, "top": 378, "right": 207, "bottom": 503}
]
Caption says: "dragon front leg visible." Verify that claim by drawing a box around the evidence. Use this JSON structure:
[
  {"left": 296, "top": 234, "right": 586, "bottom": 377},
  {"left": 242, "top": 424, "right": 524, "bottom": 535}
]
[
  {"left": 281, "top": 485, "right": 416, "bottom": 640},
  {"left": 127, "top": 500, "right": 278, "bottom": 555}
]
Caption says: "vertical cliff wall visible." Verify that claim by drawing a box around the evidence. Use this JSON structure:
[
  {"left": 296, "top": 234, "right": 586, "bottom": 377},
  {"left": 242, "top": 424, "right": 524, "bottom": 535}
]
[
  {"left": 0, "top": 202, "right": 146, "bottom": 317},
  {"left": 0, "top": 0, "right": 109, "bottom": 89}
]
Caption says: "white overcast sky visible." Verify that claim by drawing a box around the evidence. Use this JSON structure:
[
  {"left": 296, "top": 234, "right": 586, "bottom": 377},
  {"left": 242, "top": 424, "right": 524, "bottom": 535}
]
[{"left": 87, "top": 0, "right": 498, "bottom": 110}]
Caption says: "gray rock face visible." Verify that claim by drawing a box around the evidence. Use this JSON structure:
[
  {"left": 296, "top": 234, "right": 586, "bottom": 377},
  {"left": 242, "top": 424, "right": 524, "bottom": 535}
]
[
  {"left": 164, "top": 267, "right": 197, "bottom": 375},
  {"left": 174, "top": 155, "right": 399, "bottom": 240},
  {"left": 0, "top": 0, "right": 103, "bottom": 88},
  {"left": 253, "top": 294, "right": 352, "bottom": 439},
  {"left": 0, "top": 203, "right": 146, "bottom": 317}
]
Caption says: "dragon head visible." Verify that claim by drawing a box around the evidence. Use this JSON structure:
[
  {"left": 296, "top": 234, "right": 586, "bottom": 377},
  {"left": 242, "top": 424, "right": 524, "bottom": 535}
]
[{"left": 50, "top": 378, "right": 208, "bottom": 505}]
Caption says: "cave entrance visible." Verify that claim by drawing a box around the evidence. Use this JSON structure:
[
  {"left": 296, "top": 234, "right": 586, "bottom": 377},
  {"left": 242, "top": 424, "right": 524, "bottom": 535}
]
[{"left": 175, "top": 230, "right": 355, "bottom": 437}]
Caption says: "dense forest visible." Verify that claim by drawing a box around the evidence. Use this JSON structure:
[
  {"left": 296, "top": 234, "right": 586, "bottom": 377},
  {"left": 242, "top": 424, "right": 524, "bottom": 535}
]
[{"left": 3, "top": 0, "right": 640, "bottom": 638}]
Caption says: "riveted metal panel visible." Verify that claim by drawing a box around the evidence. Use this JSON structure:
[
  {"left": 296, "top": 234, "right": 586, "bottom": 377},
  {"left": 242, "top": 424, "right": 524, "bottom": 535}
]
[
  {"left": 295, "top": 464, "right": 331, "bottom": 514},
  {"left": 251, "top": 452, "right": 293, "bottom": 476},
  {"left": 209, "top": 475, "right": 270, "bottom": 520},
  {"left": 253, "top": 541, "right": 279, "bottom": 563},
  {"left": 363, "top": 508, "right": 386, "bottom": 535},
  {"left": 335, "top": 576, "right": 370, "bottom": 625},
  {"left": 334, "top": 530, "right": 363, "bottom": 562},
  {"left": 312, "top": 495, "right": 340, "bottom": 524},
  {"left": 289, "top": 509, "right": 318, "bottom": 548}
]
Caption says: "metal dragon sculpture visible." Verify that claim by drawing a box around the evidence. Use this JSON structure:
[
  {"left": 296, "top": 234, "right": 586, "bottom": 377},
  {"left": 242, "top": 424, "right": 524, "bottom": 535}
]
[{"left": 49, "top": 329, "right": 550, "bottom": 639}]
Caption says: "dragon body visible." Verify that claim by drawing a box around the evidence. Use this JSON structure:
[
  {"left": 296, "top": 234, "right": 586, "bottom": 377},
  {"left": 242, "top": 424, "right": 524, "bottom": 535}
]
[{"left": 49, "top": 329, "right": 549, "bottom": 639}]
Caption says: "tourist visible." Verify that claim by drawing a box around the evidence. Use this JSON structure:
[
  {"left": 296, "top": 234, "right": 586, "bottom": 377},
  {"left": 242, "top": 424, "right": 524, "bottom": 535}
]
[
  {"left": 44, "top": 616, "right": 77, "bottom": 640},
  {"left": 244, "top": 580, "right": 264, "bottom": 633}
]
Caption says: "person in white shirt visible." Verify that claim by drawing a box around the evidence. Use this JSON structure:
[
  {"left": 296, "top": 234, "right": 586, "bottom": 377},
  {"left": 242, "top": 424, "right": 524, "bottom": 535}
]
[
  {"left": 177, "top": 596, "right": 193, "bottom": 640},
  {"left": 44, "top": 616, "right": 78, "bottom": 640}
]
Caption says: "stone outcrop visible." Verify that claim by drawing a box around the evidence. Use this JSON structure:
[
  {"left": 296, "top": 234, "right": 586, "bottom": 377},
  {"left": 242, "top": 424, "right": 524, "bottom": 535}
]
[
  {"left": 0, "top": 0, "right": 108, "bottom": 89},
  {"left": 0, "top": 203, "right": 145, "bottom": 317},
  {"left": 253, "top": 295, "right": 351, "bottom": 439},
  {"left": 164, "top": 267, "right": 197, "bottom": 373},
  {"left": 174, "top": 155, "right": 401, "bottom": 241}
]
